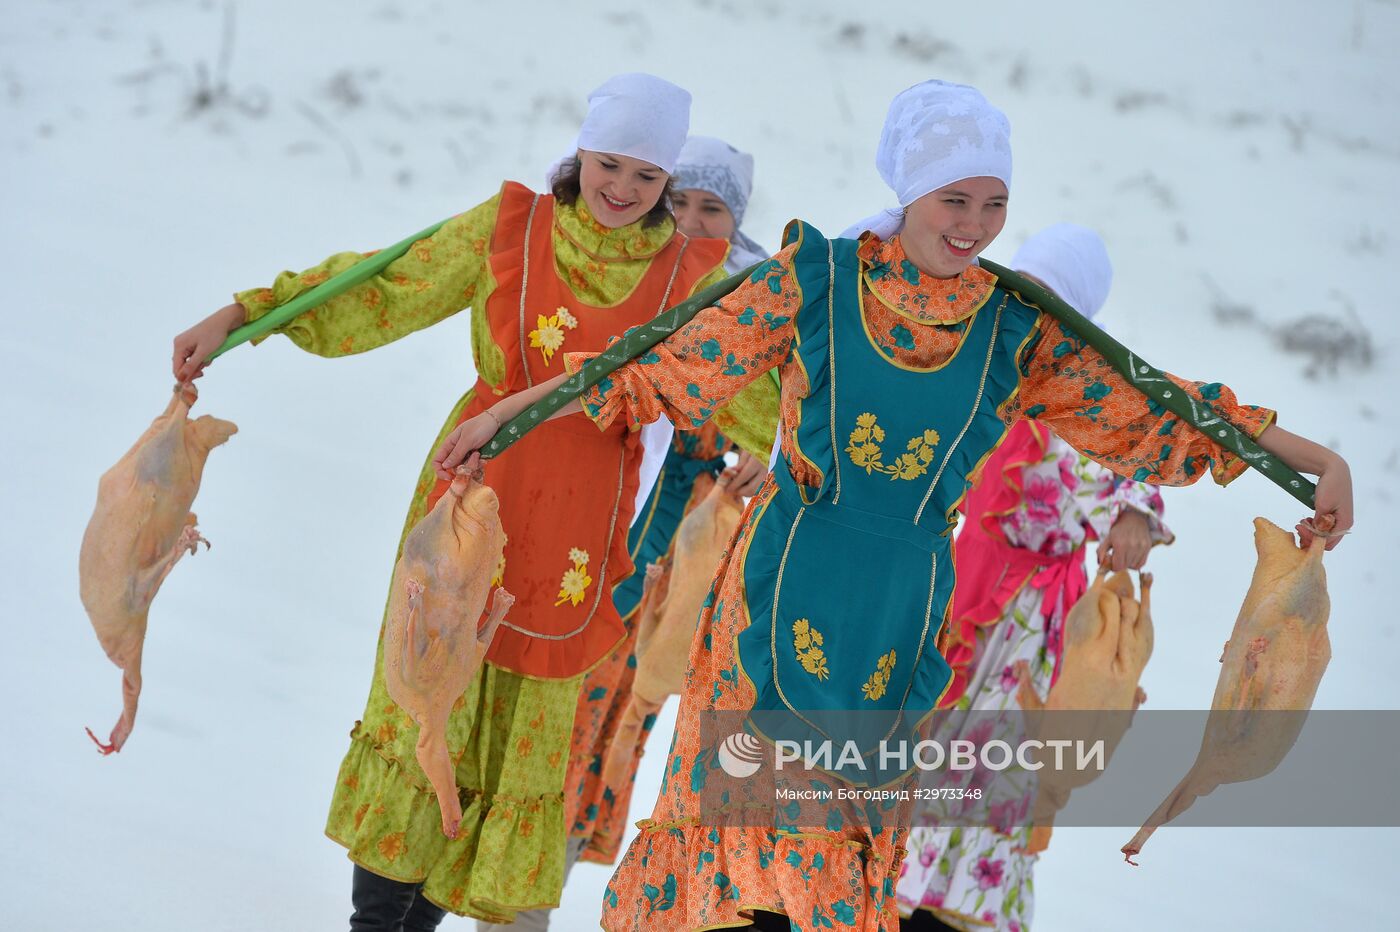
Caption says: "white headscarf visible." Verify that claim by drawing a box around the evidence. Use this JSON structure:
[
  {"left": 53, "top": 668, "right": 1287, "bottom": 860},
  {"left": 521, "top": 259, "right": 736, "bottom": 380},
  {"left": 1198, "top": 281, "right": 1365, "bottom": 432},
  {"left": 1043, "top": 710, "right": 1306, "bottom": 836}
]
[
  {"left": 673, "top": 135, "right": 770, "bottom": 272},
  {"left": 842, "top": 80, "right": 1012, "bottom": 240},
  {"left": 1009, "top": 223, "right": 1113, "bottom": 321},
  {"left": 547, "top": 74, "right": 691, "bottom": 524},
  {"left": 574, "top": 72, "right": 691, "bottom": 174}
]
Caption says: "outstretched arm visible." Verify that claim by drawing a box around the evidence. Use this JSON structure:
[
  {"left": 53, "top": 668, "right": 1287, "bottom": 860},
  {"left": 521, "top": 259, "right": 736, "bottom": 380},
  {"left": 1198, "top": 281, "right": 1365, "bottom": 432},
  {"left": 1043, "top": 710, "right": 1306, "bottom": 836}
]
[
  {"left": 1254, "top": 423, "right": 1352, "bottom": 549},
  {"left": 171, "top": 192, "right": 501, "bottom": 381},
  {"left": 1009, "top": 314, "right": 1351, "bottom": 549},
  {"left": 431, "top": 247, "right": 802, "bottom": 478}
]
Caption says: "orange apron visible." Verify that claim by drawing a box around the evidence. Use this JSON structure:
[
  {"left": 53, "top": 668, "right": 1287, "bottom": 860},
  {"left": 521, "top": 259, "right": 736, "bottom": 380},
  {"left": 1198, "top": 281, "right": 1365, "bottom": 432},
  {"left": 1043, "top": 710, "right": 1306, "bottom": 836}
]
[{"left": 427, "top": 182, "right": 726, "bottom": 679}]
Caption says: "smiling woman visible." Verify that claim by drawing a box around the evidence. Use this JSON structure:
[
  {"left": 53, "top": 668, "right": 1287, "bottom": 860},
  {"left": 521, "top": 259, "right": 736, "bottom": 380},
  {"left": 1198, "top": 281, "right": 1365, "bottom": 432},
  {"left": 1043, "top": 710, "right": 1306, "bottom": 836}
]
[
  {"left": 554, "top": 132, "right": 779, "bottom": 918},
  {"left": 431, "top": 78, "right": 1353, "bottom": 932},
  {"left": 166, "top": 71, "right": 780, "bottom": 932},
  {"left": 902, "top": 178, "right": 1009, "bottom": 277},
  {"left": 670, "top": 134, "right": 771, "bottom": 272},
  {"left": 672, "top": 187, "right": 735, "bottom": 239},
  {"left": 551, "top": 150, "right": 675, "bottom": 229}
]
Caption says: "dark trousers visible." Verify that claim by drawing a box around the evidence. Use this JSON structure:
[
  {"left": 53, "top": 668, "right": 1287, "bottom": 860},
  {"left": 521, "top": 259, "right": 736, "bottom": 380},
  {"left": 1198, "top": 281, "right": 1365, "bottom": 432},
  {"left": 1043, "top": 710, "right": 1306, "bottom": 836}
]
[
  {"left": 747, "top": 910, "right": 793, "bottom": 930},
  {"left": 349, "top": 865, "right": 448, "bottom": 932},
  {"left": 901, "top": 908, "right": 965, "bottom": 931},
  {"left": 746, "top": 906, "right": 963, "bottom": 931}
]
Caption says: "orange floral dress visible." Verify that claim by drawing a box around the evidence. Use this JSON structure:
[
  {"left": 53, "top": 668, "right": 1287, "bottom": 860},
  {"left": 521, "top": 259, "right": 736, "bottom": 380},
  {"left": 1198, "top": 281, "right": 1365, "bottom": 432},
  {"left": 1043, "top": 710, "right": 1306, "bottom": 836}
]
[
  {"left": 566, "top": 226, "right": 1274, "bottom": 931},
  {"left": 565, "top": 422, "right": 747, "bottom": 867}
]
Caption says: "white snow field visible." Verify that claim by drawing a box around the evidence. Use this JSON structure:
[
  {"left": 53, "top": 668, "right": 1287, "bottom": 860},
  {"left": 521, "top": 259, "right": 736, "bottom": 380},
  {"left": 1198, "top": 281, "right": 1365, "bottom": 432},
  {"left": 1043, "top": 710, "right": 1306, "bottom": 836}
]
[{"left": 2, "top": 1, "right": 1395, "bottom": 929}]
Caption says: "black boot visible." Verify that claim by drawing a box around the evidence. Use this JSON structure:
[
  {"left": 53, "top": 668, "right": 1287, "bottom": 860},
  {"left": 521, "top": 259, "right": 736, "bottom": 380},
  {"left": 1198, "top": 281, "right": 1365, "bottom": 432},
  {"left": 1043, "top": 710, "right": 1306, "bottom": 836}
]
[
  {"left": 350, "top": 865, "right": 446, "bottom": 932},
  {"left": 402, "top": 888, "right": 448, "bottom": 932}
]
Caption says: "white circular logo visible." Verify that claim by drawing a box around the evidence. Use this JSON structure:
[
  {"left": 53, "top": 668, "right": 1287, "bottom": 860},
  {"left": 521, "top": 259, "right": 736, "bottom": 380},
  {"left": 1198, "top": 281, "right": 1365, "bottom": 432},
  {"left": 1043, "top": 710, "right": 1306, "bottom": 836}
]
[{"left": 717, "top": 732, "right": 765, "bottom": 778}]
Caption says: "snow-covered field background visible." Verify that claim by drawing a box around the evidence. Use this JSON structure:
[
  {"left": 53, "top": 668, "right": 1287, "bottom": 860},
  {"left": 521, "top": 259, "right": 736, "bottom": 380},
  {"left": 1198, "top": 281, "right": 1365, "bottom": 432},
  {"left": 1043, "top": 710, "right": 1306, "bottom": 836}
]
[{"left": 3, "top": 0, "right": 1396, "bottom": 929}]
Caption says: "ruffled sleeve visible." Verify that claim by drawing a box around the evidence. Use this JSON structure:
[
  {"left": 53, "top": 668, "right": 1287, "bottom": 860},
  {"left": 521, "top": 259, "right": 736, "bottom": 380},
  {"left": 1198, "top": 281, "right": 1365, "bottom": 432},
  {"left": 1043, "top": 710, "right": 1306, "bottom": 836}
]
[
  {"left": 563, "top": 244, "right": 800, "bottom": 435},
  {"left": 234, "top": 193, "right": 500, "bottom": 358},
  {"left": 1007, "top": 314, "right": 1276, "bottom": 487}
]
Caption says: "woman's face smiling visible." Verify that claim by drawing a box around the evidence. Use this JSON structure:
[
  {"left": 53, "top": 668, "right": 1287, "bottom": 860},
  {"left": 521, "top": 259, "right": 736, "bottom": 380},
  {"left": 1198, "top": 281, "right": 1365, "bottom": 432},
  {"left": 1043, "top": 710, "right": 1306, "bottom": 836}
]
[
  {"left": 672, "top": 188, "right": 736, "bottom": 240},
  {"left": 578, "top": 150, "right": 668, "bottom": 228},
  {"left": 900, "top": 177, "right": 1009, "bottom": 278}
]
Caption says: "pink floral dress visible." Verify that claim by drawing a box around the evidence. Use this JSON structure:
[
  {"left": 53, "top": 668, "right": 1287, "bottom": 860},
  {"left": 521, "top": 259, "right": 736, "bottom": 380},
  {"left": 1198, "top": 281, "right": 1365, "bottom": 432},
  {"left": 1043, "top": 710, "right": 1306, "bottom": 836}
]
[{"left": 896, "top": 421, "right": 1171, "bottom": 931}]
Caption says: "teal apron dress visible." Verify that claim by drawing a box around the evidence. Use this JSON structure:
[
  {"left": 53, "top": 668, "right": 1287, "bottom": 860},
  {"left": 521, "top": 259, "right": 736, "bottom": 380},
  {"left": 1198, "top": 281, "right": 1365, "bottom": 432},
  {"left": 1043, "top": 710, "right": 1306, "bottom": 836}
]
[{"left": 737, "top": 221, "right": 1038, "bottom": 787}]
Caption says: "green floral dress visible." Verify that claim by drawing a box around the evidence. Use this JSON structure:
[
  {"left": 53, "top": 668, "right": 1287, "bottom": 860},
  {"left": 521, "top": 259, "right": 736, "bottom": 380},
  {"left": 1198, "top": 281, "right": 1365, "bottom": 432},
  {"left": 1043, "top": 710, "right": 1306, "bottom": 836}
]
[{"left": 234, "top": 186, "right": 775, "bottom": 921}]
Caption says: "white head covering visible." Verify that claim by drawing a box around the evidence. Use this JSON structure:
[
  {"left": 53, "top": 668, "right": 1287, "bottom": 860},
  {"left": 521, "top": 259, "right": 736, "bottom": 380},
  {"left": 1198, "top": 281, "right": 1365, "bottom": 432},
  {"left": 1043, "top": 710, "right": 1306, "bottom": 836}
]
[
  {"left": 557, "top": 73, "right": 691, "bottom": 524},
  {"left": 842, "top": 80, "right": 1012, "bottom": 240},
  {"left": 1009, "top": 223, "right": 1113, "bottom": 321},
  {"left": 573, "top": 72, "right": 691, "bottom": 174},
  {"left": 673, "top": 135, "right": 770, "bottom": 271}
]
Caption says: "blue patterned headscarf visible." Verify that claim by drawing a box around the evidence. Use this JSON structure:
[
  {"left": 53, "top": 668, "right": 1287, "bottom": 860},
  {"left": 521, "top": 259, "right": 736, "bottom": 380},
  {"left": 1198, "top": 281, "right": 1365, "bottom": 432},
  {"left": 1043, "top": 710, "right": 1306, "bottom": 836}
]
[{"left": 672, "top": 135, "right": 770, "bottom": 269}]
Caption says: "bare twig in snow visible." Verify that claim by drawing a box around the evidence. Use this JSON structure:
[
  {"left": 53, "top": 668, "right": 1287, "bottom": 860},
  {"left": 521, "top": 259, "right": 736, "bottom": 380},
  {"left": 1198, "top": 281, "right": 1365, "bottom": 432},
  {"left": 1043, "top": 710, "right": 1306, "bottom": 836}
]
[
  {"left": 122, "top": 3, "right": 268, "bottom": 121},
  {"left": 1346, "top": 227, "right": 1389, "bottom": 255},
  {"left": 1114, "top": 90, "right": 1171, "bottom": 113},
  {"left": 296, "top": 101, "right": 363, "bottom": 178},
  {"left": 1281, "top": 114, "right": 1310, "bottom": 152},
  {"left": 1206, "top": 276, "right": 1377, "bottom": 379},
  {"left": 445, "top": 138, "right": 470, "bottom": 174},
  {"left": 1116, "top": 171, "right": 1176, "bottom": 210},
  {"left": 1223, "top": 109, "right": 1267, "bottom": 129},
  {"left": 3, "top": 69, "right": 23, "bottom": 104},
  {"left": 1203, "top": 275, "right": 1259, "bottom": 327},
  {"left": 1271, "top": 292, "right": 1375, "bottom": 379},
  {"left": 891, "top": 31, "right": 957, "bottom": 63},
  {"left": 1007, "top": 56, "right": 1028, "bottom": 91},
  {"left": 324, "top": 69, "right": 379, "bottom": 110}
]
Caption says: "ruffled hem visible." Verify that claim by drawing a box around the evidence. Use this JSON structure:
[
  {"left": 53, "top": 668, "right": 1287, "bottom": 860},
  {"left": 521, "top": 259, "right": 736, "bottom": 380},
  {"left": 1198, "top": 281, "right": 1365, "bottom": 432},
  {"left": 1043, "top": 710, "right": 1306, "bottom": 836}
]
[
  {"left": 895, "top": 823, "right": 1038, "bottom": 928},
  {"left": 577, "top": 716, "right": 656, "bottom": 864},
  {"left": 935, "top": 568, "right": 1035, "bottom": 712},
  {"left": 325, "top": 730, "right": 567, "bottom": 923},
  {"left": 601, "top": 818, "right": 904, "bottom": 932}
]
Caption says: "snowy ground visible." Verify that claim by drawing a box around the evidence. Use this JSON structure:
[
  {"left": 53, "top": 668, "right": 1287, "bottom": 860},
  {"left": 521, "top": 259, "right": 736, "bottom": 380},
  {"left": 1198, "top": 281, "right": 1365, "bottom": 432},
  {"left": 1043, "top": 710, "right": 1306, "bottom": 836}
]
[{"left": 2, "top": 1, "right": 1397, "bottom": 929}]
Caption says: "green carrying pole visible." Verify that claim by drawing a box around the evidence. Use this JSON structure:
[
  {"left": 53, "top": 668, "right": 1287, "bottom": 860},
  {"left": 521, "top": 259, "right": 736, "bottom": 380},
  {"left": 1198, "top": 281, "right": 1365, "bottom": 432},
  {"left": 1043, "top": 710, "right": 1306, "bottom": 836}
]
[
  {"left": 483, "top": 256, "right": 1312, "bottom": 508},
  {"left": 207, "top": 219, "right": 452, "bottom": 361},
  {"left": 218, "top": 214, "right": 1312, "bottom": 508},
  {"left": 977, "top": 259, "right": 1315, "bottom": 510}
]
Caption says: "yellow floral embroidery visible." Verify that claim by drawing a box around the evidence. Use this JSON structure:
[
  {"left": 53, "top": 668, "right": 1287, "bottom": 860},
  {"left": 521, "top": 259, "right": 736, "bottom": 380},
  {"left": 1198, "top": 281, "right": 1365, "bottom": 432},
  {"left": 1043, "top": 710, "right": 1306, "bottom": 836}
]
[
  {"left": 861, "top": 649, "right": 897, "bottom": 701},
  {"left": 846, "top": 413, "right": 940, "bottom": 481},
  {"left": 491, "top": 550, "right": 506, "bottom": 587},
  {"left": 554, "top": 547, "right": 592, "bottom": 606},
  {"left": 528, "top": 305, "right": 579, "bottom": 365},
  {"left": 792, "top": 618, "right": 830, "bottom": 681},
  {"left": 847, "top": 412, "right": 886, "bottom": 471}
]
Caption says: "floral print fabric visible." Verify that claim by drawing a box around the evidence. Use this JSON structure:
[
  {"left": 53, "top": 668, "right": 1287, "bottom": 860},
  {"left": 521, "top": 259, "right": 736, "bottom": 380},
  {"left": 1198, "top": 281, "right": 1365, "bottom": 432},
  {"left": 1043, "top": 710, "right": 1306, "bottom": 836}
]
[
  {"left": 236, "top": 188, "right": 737, "bottom": 920},
  {"left": 897, "top": 428, "right": 1170, "bottom": 930},
  {"left": 566, "top": 226, "right": 1269, "bottom": 931},
  {"left": 565, "top": 423, "right": 739, "bottom": 866}
]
